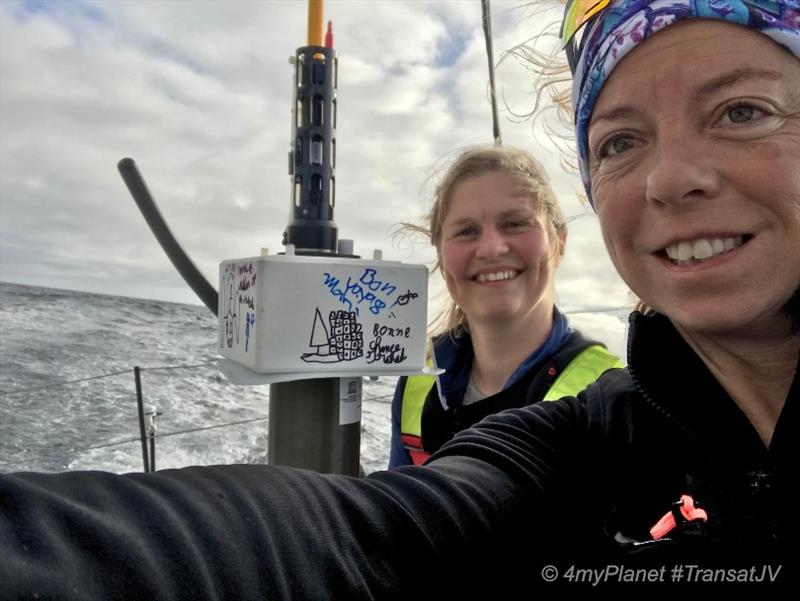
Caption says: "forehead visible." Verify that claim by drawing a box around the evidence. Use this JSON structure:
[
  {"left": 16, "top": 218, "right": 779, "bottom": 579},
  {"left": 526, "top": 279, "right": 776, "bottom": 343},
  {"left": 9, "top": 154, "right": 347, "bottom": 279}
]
[
  {"left": 591, "top": 20, "right": 798, "bottom": 117},
  {"left": 445, "top": 171, "right": 535, "bottom": 219}
]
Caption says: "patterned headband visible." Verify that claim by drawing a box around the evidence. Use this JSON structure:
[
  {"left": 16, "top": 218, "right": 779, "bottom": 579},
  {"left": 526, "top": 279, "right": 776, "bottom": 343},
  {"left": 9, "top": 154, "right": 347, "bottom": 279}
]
[{"left": 564, "top": 0, "right": 800, "bottom": 207}]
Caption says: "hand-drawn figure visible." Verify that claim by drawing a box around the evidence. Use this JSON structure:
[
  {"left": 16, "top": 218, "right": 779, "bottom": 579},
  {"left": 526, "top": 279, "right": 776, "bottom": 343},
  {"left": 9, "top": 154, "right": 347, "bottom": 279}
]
[
  {"left": 244, "top": 312, "right": 255, "bottom": 352},
  {"left": 301, "top": 309, "right": 363, "bottom": 363},
  {"left": 222, "top": 270, "right": 238, "bottom": 349}
]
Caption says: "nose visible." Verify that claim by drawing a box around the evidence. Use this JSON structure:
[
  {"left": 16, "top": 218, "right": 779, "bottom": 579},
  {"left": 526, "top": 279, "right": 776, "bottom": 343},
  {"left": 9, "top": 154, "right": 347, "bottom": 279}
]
[
  {"left": 475, "top": 226, "right": 509, "bottom": 259},
  {"left": 645, "top": 139, "right": 721, "bottom": 208}
]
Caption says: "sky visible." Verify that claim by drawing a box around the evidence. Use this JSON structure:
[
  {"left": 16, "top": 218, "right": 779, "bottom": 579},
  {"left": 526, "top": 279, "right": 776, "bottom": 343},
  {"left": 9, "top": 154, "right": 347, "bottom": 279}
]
[{"left": 0, "top": 0, "right": 632, "bottom": 358}]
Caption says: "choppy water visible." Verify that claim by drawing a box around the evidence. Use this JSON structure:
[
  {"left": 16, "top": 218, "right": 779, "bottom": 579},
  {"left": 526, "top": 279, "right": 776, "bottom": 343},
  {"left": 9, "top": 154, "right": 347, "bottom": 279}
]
[{"left": 0, "top": 282, "right": 396, "bottom": 475}]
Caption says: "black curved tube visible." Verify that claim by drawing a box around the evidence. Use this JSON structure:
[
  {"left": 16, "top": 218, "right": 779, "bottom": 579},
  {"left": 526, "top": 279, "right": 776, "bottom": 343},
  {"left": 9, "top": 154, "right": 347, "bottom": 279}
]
[{"left": 118, "top": 157, "right": 219, "bottom": 316}]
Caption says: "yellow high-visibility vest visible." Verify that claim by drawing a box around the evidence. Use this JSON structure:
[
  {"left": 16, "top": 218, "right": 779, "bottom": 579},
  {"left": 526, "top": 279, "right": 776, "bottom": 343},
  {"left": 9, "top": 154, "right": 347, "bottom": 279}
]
[{"left": 400, "top": 345, "right": 623, "bottom": 465}]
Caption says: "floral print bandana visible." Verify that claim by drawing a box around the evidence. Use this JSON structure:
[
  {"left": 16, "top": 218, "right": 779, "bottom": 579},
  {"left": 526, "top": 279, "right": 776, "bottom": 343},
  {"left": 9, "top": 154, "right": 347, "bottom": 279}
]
[{"left": 570, "top": 0, "right": 800, "bottom": 207}]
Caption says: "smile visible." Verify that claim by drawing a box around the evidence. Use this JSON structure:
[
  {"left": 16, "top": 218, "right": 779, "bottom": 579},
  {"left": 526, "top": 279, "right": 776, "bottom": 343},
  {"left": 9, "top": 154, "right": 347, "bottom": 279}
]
[
  {"left": 663, "top": 235, "right": 749, "bottom": 266},
  {"left": 475, "top": 269, "right": 519, "bottom": 283}
]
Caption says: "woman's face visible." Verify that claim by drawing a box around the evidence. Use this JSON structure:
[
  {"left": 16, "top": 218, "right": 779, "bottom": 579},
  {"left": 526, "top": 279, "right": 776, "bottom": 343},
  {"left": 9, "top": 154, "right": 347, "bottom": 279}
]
[
  {"left": 440, "top": 171, "right": 563, "bottom": 328},
  {"left": 588, "top": 20, "right": 800, "bottom": 337}
]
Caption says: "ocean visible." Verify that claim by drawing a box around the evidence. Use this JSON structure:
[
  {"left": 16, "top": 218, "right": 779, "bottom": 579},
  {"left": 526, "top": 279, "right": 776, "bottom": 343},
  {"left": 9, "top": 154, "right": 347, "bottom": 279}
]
[{"left": 0, "top": 282, "right": 396, "bottom": 475}]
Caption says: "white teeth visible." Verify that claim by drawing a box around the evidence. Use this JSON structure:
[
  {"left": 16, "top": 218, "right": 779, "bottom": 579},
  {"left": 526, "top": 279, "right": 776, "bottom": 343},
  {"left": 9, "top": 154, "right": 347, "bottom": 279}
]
[
  {"left": 693, "top": 239, "right": 714, "bottom": 260},
  {"left": 677, "top": 241, "right": 693, "bottom": 261},
  {"left": 724, "top": 236, "right": 742, "bottom": 251},
  {"left": 476, "top": 270, "right": 517, "bottom": 283},
  {"left": 665, "top": 236, "right": 744, "bottom": 264}
]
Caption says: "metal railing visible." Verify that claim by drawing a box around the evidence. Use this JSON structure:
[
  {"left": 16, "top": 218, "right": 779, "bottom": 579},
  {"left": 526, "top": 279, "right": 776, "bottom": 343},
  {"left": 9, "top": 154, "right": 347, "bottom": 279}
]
[{"left": 1, "top": 360, "right": 395, "bottom": 473}]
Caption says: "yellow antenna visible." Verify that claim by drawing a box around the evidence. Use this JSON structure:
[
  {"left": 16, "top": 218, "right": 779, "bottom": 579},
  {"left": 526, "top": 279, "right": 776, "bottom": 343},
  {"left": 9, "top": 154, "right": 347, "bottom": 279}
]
[{"left": 308, "top": 0, "right": 324, "bottom": 46}]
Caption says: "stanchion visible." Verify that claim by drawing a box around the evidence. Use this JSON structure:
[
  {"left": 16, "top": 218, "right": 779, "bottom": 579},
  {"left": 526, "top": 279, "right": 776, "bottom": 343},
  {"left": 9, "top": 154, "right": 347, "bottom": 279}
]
[
  {"left": 145, "top": 406, "right": 162, "bottom": 472},
  {"left": 133, "top": 366, "right": 150, "bottom": 473}
]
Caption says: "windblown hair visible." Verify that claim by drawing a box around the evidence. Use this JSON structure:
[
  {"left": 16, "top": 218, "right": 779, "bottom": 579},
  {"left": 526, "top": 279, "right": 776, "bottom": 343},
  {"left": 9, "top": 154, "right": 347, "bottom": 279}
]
[
  {"left": 500, "top": 1, "right": 577, "bottom": 174},
  {"left": 501, "top": 1, "right": 644, "bottom": 309}
]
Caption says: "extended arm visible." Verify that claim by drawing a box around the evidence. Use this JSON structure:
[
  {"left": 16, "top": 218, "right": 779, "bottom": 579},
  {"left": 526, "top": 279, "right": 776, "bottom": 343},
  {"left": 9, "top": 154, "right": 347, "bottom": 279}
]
[{"left": 0, "top": 396, "right": 585, "bottom": 600}]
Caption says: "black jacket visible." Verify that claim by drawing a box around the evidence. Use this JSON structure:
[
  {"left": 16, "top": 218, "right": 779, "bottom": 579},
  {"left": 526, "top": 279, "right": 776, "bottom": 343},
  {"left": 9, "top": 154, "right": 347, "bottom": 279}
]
[{"left": 1, "top": 312, "right": 796, "bottom": 598}]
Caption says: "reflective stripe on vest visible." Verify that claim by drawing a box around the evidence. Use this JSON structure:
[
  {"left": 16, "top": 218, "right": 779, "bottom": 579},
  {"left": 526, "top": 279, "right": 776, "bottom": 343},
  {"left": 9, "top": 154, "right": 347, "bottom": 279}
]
[
  {"left": 399, "top": 374, "right": 436, "bottom": 465},
  {"left": 541, "top": 345, "right": 624, "bottom": 401},
  {"left": 399, "top": 345, "right": 623, "bottom": 465}
]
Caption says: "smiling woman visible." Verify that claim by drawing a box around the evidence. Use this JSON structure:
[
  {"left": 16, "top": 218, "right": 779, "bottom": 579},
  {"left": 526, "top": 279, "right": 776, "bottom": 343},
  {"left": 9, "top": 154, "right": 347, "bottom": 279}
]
[
  {"left": 574, "top": 10, "right": 800, "bottom": 451},
  {"left": 387, "top": 146, "right": 622, "bottom": 467},
  {"left": 589, "top": 21, "right": 800, "bottom": 351}
]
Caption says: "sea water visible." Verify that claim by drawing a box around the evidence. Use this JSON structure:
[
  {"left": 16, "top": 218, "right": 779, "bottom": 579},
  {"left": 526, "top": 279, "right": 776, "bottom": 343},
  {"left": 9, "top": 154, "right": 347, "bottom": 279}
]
[{"left": 0, "top": 282, "right": 396, "bottom": 475}]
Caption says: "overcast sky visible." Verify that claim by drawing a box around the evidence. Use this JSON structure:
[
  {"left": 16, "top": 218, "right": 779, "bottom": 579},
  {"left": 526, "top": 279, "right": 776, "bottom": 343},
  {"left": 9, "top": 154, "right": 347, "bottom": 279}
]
[{"left": 0, "top": 0, "right": 632, "bottom": 358}]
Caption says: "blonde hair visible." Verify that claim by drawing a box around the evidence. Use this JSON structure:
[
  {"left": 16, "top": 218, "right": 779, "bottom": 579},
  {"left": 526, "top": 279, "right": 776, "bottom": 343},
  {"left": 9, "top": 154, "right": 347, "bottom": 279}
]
[{"left": 402, "top": 145, "right": 567, "bottom": 337}]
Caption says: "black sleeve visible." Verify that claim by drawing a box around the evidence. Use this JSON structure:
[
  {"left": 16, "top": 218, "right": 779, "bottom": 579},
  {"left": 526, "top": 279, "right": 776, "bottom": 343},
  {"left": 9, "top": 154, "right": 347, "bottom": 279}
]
[{"left": 0, "top": 396, "right": 586, "bottom": 600}]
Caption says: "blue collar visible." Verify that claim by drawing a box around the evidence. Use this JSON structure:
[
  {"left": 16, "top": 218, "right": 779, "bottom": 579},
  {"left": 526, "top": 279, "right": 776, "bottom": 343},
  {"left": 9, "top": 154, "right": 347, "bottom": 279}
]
[{"left": 431, "top": 308, "right": 573, "bottom": 410}]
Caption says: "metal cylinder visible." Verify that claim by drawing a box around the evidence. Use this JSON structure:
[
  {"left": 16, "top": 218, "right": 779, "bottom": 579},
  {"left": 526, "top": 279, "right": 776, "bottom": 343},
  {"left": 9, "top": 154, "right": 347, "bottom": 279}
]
[
  {"left": 268, "top": 378, "right": 360, "bottom": 475},
  {"left": 286, "top": 45, "right": 338, "bottom": 254}
]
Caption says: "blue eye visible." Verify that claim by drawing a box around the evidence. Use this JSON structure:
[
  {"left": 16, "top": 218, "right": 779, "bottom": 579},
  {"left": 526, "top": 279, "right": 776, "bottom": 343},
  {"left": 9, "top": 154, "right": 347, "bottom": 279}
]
[
  {"left": 721, "top": 103, "right": 765, "bottom": 125},
  {"left": 729, "top": 106, "right": 754, "bottom": 122},
  {"left": 600, "top": 135, "right": 635, "bottom": 157},
  {"left": 454, "top": 226, "right": 478, "bottom": 238}
]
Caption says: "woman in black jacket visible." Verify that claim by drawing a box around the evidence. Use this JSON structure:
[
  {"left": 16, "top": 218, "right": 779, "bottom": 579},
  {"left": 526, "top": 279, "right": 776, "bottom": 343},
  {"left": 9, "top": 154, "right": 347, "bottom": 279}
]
[{"left": 2, "top": 1, "right": 798, "bottom": 597}]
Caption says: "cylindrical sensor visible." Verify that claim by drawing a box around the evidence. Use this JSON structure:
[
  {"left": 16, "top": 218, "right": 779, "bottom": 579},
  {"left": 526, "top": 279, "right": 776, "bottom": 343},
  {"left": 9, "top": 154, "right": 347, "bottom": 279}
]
[{"left": 286, "top": 45, "right": 338, "bottom": 254}]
